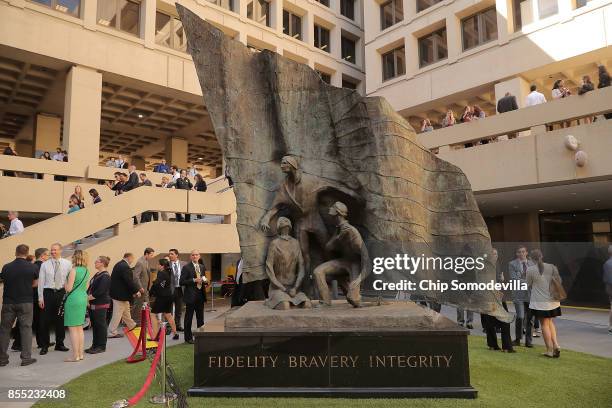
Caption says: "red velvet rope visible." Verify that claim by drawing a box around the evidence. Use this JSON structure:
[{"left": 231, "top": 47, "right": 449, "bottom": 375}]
[{"left": 126, "top": 325, "right": 166, "bottom": 406}]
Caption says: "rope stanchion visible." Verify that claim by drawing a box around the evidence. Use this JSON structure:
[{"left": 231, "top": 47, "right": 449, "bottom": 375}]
[
  {"left": 126, "top": 305, "right": 149, "bottom": 363},
  {"left": 112, "top": 325, "right": 165, "bottom": 408}
]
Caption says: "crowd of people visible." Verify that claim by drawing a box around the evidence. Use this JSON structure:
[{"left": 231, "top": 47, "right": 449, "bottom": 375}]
[
  {"left": 419, "top": 65, "right": 612, "bottom": 137},
  {"left": 0, "top": 244, "right": 211, "bottom": 366}
]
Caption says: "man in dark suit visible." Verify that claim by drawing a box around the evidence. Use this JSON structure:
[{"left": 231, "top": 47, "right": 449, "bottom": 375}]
[
  {"left": 172, "top": 169, "right": 193, "bottom": 222},
  {"left": 123, "top": 165, "right": 140, "bottom": 192},
  {"left": 11, "top": 248, "right": 48, "bottom": 351},
  {"left": 497, "top": 92, "right": 519, "bottom": 139},
  {"left": 108, "top": 253, "right": 141, "bottom": 338},
  {"left": 0, "top": 244, "right": 38, "bottom": 366},
  {"left": 180, "top": 250, "right": 208, "bottom": 344},
  {"left": 497, "top": 92, "right": 519, "bottom": 114},
  {"left": 168, "top": 249, "right": 186, "bottom": 331}
]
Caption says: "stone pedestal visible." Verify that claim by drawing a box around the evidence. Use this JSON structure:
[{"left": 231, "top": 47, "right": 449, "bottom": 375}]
[{"left": 189, "top": 301, "right": 476, "bottom": 398}]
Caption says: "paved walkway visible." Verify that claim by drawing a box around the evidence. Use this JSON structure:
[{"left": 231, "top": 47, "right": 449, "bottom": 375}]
[{"left": 0, "top": 303, "right": 609, "bottom": 407}]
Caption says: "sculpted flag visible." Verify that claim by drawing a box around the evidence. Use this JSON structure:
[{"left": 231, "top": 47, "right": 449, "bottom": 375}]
[{"left": 177, "top": 5, "right": 511, "bottom": 322}]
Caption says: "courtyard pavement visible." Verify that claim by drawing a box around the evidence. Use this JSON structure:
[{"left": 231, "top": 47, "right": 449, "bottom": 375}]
[{"left": 0, "top": 301, "right": 609, "bottom": 407}]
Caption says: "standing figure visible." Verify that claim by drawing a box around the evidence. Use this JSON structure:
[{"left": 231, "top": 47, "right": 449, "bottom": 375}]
[
  {"left": 180, "top": 250, "right": 209, "bottom": 343},
  {"left": 313, "top": 202, "right": 369, "bottom": 307},
  {"left": 264, "top": 217, "right": 311, "bottom": 310}
]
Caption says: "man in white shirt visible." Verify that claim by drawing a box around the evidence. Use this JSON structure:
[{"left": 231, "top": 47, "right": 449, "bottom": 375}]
[
  {"left": 37, "top": 243, "right": 72, "bottom": 354},
  {"left": 51, "top": 148, "right": 64, "bottom": 161},
  {"left": 115, "top": 155, "right": 125, "bottom": 169},
  {"left": 188, "top": 165, "right": 198, "bottom": 178},
  {"left": 7, "top": 211, "right": 24, "bottom": 236},
  {"left": 168, "top": 249, "right": 185, "bottom": 331},
  {"left": 525, "top": 85, "right": 547, "bottom": 107},
  {"left": 179, "top": 250, "right": 209, "bottom": 343},
  {"left": 106, "top": 157, "right": 116, "bottom": 167}
]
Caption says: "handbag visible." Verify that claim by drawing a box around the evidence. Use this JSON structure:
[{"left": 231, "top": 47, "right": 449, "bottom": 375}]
[
  {"left": 549, "top": 266, "right": 567, "bottom": 302},
  {"left": 58, "top": 268, "right": 88, "bottom": 317}
]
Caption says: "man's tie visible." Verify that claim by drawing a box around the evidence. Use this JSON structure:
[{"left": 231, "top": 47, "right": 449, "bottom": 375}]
[
  {"left": 53, "top": 260, "right": 62, "bottom": 290},
  {"left": 195, "top": 263, "right": 202, "bottom": 290},
  {"left": 522, "top": 262, "right": 527, "bottom": 279},
  {"left": 173, "top": 262, "right": 179, "bottom": 286}
]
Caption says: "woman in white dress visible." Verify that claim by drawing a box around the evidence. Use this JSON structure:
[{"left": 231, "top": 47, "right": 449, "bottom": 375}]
[{"left": 527, "top": 249, "right": 563, "bottom": 358}]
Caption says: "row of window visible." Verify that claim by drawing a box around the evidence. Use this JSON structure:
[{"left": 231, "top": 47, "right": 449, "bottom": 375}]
[
  {"left": 382, "top": 0, "right": 594, "bottom": 32},
  {"left": 285, "top": 11, "right": 357, "bottom": 64},
  {"left": 314, "top": 0, "right": 356, "bottom": 21},
  {"left": 382, "top": 7, "right": 497, "bottom": 81},
  {"left": 314, "top": 70, "right": 359, "bottom": 90}
]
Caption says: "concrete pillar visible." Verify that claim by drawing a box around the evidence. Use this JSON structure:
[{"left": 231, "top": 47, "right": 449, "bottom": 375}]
[
  {"left": 502, "top": 212, "right": 540, "bottom": 242},
  {"left": 496, "top": 0, "right": 512, "bottom": 43},
  {"left": 34, "top": 114, "right": 61, "bottom": 157},
  {"left": 165, "top": 137, "right": 188, "bottom": 169},
  {"left": 15, "top": 140, "right": 32, "bottom": 157},
  {"left": 132, "top": 156, "right": 146, "bottom": 170},
  {"left": 63, "top": 65, "right": 102, "bottom": 167},
  {"left": 143, "top": 0, "right": 156, "bottom": 49},
  {"left": 270, "top": 0, "right": 283, "bottom": 33},
  {"left": 236, "top": 31, "right": 248, "bottom": 46},
  {"left": 494, "top": 76, "right": 531, "bottom": 109},
  {"left": 304, "top": 11, "right": 314, "bottom": 46},
  {"left": 332, "top": 25, "right": 342, "bottom": 62},
  {"left": 83, "top": 0, "right": 98, "bottom": 31},
  {"left": 446, "top": 14, "right": 461, "bottom": 64},
  {"left": 238, "top": 0, "right": 248, "bottom": 18},
  {"left": 363, "top": 0, "right": 379, "bottom": 43},
  {"left": 331, "top": 71, "right": 342, "bottom": 88}
]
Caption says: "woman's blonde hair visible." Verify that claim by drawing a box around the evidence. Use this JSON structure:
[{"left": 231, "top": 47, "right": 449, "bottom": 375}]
[
  {"left": 530, "top": 249, "right": 544, "bottom": 274},
  {"left": 72, "top": 250, "right": 89, "bottom": 267}
]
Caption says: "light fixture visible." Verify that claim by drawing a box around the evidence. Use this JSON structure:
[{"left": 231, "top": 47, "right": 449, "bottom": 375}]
[
  {"left": 137, "top": 113, "right": 144, "bottom": 118},
  {"left": 538, "top": 209, "right": 544, "bottom": 212},
  {"left": 595, "top": 199, "right": 601, "bottom": 202},
  {"left": 584, "top": 208, "right": 591, "bottom": 211},
  {"left": 513, "top": 206, "right": 519, "bottom": 209},
  {"left": 570, "top": 192, "right": 577, "bottom": 195}
]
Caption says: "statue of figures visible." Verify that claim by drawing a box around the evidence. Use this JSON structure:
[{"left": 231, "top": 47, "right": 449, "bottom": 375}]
[
  {"left": 259, "top": 156, "right": 328, "bottom": 282},
  {"left": 264, "top": 217, "right": 312, "bottom": 310},
  {"left": 313, "top": 202, "right": 369, "bottom": 308}
]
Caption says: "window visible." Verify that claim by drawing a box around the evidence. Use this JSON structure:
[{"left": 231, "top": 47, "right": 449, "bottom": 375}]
[
  {"left": 340, "top": 0, "right": 355, "bottom": 20},
  {"left": 206, "top": 0, "right": 234, "bottom": 12},
  {"left": 513, "top": 0, "right": 559, "bottom": 30},
  {"left": 342, "top": 77, "right": 359, "bottom": 90},
  {"left": 155, "top": 12, "right": 187, "bottom": 52},
  {"left": 283, "top": 10, "right": 302, "bottom": 40},
  {"left": 316, "top": 0, "right": 330, "bottom": 7},
  {"left": 316, "top": 71, "right": 331, "bottom": 84},
  {"left": 97, "top": 0, "right": 141, "bottom": 36},
  {"left": 417, "top": 0, "right": 443, "bottom": 12},
  {"left": 462, "top": 7, "right": 498, "bottom": 51},
  {"left": 30, "top": 0, "right": 81, "bottom": 16},
  {"left": 247, "top": 0, "right": 270, "bottom": 27},
  {"left": 576, "top": 0, "right": 593, "bottom": 7},
  {"left": 538, "top": 0, "right": 558, "bottom": 19},
  {"left": 381, "top": 0, "right": 403, "bottom": 30},
  {"left": 418, "top": 27, "right": 447, "bottom": 67},
  {"left": 382, "top": 46, "right": 405, "bottom": 81},
  {"left": 314, "top": 25, "right": 331, "bottom": 53},
  {"left": 341, "top": 36, "right": 356, "bottom": 64}
]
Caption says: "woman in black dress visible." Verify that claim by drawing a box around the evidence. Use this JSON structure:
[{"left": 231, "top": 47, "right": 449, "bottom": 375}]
[{"left": 150, "top": 259, "right": 179, "bottom": 340}]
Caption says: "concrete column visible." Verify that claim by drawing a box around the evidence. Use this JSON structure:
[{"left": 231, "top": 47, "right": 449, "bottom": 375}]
[
  {"left": 15, "top": 140, "right": 32, "bottom": 157},
  {"left": 34, "top": 114, "right": 61, "bottom": 157},
  {"left": 238, "top": 0, "right": 248, "bottom": 18},
  {"left": 403, "top": 0, "right": 415, "bottom": 21},
  {"left": 143, "top": 0, "right": 156, "bottom": 49},
  {"left": 331, "top": 71, "right": 343, "bottom": 88},
  {"left": 496, "top": 0, "right": 512, "bottom": 43},
  {"left": 270, "top": 0, "right": 283, "bottom": 33},
  {"left": 446, "top": 14, "right": 461, "bottom": 64},
  {"left": 63, "top": 65, "right": 102, "bottom": 167},
  {"left": 363, "top": 0, "right": 379, "bottom": 43},
  {"left": 303, "top": 11, "right": 314, "bottom": 46},
  {"left": 83, "top": 0, "right": 98, "bottom": 31},
  {"left": 132, "top": 156, "right": 146, "bottom": 170},
  {"left": 332, "top": 25, "right": 342, "bottom": 61},
  {"left": 494, "top": 76, "right": 531, "bottom": 109},
  {"left": 405, "top": 34, "right": 418, "bottom": 78},
  {"left": 558, "top": 0, "right": 574, "bottom": 22},
  {"left": 165, "top": 137, "right": 188, "bottom": 169},
  {"left": 502, "top": 212, "right": 540, "bottom": 242},
  {"left": 236, "top": 30, "right": 248, "bottom": 46}
]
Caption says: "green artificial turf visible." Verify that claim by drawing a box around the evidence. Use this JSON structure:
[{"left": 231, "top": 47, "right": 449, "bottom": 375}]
[{"left": 34, "top": 336, "right": 612, "bottom": 408}]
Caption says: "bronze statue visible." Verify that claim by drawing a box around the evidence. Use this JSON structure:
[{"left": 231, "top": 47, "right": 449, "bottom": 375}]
[
  {"left": 313, "top": 202, "right": 369, "bottom": 307},
  {"left": 259, "top": 155, "right": 358, "bottom": 280},
  {"left": 264, "top": 217, "right": 312, "bottom": 310}
]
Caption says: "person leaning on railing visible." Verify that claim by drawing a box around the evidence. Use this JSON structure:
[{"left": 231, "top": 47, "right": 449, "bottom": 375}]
[{"left": 598, "top": 66, "right": 612, "bottom": 120}]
